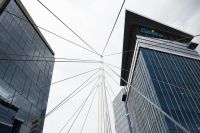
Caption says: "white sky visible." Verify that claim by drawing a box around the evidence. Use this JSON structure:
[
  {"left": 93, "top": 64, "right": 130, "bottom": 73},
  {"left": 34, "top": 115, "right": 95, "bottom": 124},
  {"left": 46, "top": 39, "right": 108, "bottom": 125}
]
[{"left": 20, "top": 0, "right": 200, "bottom": 132}]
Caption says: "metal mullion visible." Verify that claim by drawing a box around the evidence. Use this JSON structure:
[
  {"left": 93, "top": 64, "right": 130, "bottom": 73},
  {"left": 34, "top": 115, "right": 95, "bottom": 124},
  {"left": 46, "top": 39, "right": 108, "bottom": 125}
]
[
  {"left": 187, "top": 59, "right": 200, "bottom": 106},
  {"left": 156, "top": 51, "right": 192, "bottom": 130},
  {"left": 149, "top": 50, "right": 181, "bottom": 132},
  {"left": 137, "top": 58, "right": 148, "bottom": 130},
  {"left": 137, "top": 75, "right": 146, "bottom": 132},
  {"left": 179, "top": 57, "right": 200, "bottom": 96},
  {"left": 187, "top": 59, "right": 200, "bottom": 85},
  {"left": 130, "top": 54, "right": 145, "bottom": 132},
  {"left": 132, "top": 92, "right": 140, "bottom": 132},
  {"left": 143, "top": 52, "right": 163, "bottom": 133},
  {"left": 167, "top": 54, "right": 198, "bottom": 132},
  {"left": 139, "top": 78, "right": 151, "bottom": 133},
  {"left": 143, "top": 99, "right": 150, "bottom": 132},
  {"left": 182, "top": 57, "right": 200, "bottom": 91},
  {"left": 179, "top": 57, "right": 200, "bottom": 126},
  {"left": 132, "top": 62, "right": 142, "bottom": 133},
  {"left": 180, "top": 57, "right": 199, "bottom": 93},
  {"left": 139, "top": 54, "right": 159, "bottom": 133},
  {"left": 138, "top": 96, "right": 146, "bottom": 132},
  {"left": 190, "top": 59, "right": 200, "bottom": 86},
  {"left": 176, "top": 56, "right": 200, "bottom": 121},
  {"left": 171, "top": 55, "right": 200, "bottom": 130},
  {"left": 140, "top": 53, "right": 166, "bottom": 133},
  {"left": 185, "top": 58, "right": 200, "bottom": 96},
  {"left": 164, "top": 53, "right": 197, "bottom": 130},
  {"left": 155, "top": 52, "right": 187, "bottom": 124},
  {"left": 144, "top": 49, "right": 174, "bottom": 132}
]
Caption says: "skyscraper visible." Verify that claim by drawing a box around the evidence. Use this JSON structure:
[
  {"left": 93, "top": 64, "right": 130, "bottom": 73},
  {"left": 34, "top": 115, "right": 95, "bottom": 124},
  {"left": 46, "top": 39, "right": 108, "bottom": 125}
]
[
  {"left": 113, "top": 89, "right": 132, "bottom": 133},
  {"left": 0, "top": 0, "right": 55, "bottom": 132},
  {"left": 120, "top": 10, "right": 200, "bottom": 133}
]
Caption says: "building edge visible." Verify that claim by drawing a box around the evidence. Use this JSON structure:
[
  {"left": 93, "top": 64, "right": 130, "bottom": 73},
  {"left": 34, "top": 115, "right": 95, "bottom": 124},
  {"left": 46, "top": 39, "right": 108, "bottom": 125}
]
[{"left": 14, "top": 0, "right": 55, "bottom": 56}]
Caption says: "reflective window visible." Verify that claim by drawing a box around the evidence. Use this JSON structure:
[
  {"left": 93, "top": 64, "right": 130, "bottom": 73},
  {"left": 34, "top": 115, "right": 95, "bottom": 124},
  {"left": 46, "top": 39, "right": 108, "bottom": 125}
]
[
  {"left": 0, "top": 0, "right": 54, "bottom": 132},
  {"left": 128, "top": 47, "right": 200, "bottom": 132}
]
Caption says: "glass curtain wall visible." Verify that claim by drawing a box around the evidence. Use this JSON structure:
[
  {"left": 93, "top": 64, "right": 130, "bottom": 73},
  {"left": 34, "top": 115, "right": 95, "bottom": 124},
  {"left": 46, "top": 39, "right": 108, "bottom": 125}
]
[
  {"left": 0, "top": 0, "right": 54, "bottom": 132},
  {"left": 128, "top": 47, "right": 200, "bottom": 133}
]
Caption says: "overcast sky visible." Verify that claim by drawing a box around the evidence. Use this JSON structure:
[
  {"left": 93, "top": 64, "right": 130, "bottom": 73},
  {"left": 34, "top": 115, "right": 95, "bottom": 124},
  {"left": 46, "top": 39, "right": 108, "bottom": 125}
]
[{"left": 20, "top": 0, "right": 200, "bottom": 132}]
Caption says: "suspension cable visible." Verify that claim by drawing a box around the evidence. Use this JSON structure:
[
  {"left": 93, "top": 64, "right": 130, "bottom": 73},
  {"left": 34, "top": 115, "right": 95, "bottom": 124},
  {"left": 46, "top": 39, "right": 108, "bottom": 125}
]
[
  {"left": 0, "top": 58, "right": 100, "bottom": 63},
  {"left": 103, "top": 72, "right": 113, "bottom": 133},
  {"left": 97, "top": 75, "right": 101, "bottom": 133},
  {"left": 48, "top": 68, "right": 99, "bottom": 86},
  {"left": 36, "top": 0, "right": 100, "bottom": 56},
  {"left": 59, "top": 79, "right": 99, "bottom": 133},
  {"left": 3, "top": 68, "right": 99, "bottom": 102},
  {"left": 45, "top": 70, "right": 99, "bottom": 118},
  {"left": 101, "top": 0, "right": 126, "bottom": 56},
  {"left": 66, "top": 79, "right": 99, "bottom": 133},
  {"left": 4, "top": 10, "right": 98, "bottom": 56},
  {"left": 101, "top": 72, "right": 106, "bottom": 133},
  {"left": 104, "top": 70, "right": 119, "bottom": 86},
  {"left": 104, "top": 62, "right": 129, "bottom": 72},
  {"left": 105, "top": 78, "right": 116, "bottom": 97},
  {"left": 105, "top": 64, "right": 190, "bottom": 133},
  {"left": 80, "top": 81, "right": 98, "bottom": 133},
  {"left": 105, "top": 86, "right": 113, "bottom": 104},
  {"left": 106, "top": 87, "right": 115, "bottom": 133},
  {"left": 46, "top": 76, "right": 98, "bottom": 118},
  {"left": 104, "top": 69, "right": 123, "bottom": 91},
  {"left": 59, "top": 98, "right": 86, "bottom": 133},
  {"left": 99, "top": 69, "right": 104, "bottom": 133},
  {"left": 0, "top": 53, "right": 100, "bottom": 62},
  {"left": 103, "top": 49, "right": 134, "bottom": 57}
]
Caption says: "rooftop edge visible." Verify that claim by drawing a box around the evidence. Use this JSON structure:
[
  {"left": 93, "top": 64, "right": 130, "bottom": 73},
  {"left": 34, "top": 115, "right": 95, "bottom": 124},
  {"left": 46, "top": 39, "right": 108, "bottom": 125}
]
[{"left": 120, "top": 10, "right": 194, "bottom": 86}]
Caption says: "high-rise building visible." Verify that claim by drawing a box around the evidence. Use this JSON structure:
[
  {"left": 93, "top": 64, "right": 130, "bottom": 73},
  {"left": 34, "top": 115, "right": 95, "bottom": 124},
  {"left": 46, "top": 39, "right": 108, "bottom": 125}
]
[
  {"left": 0, "top": 0, "right": 55, "bottom": 132},
  {"left": 119, "top": 10, "right": 200, "bottom": 133},
  {"left": 113, "top": 89, "right": 132, "bottom": 133}
]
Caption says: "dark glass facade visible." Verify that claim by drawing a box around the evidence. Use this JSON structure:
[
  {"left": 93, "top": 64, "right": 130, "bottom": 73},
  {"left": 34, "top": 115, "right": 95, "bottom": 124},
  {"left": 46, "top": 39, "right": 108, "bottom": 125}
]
[
  {"left": 128, "top": 47, "right": 200, "bottom": 133},
  {"left": 0, "top": 0, "right": 54, "bottom": 132}
]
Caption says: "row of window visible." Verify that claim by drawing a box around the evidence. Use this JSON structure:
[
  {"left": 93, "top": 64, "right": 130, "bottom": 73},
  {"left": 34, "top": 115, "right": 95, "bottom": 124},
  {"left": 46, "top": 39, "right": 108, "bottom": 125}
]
[
  {"left": 128, "top": 51, "right": 168, "bottom": 133},
  {"left": 0, "top": 1, "right": 54, "bottom": 133},
  {"left": 141, "top": 48, "right": 200, "bottom": 132}
]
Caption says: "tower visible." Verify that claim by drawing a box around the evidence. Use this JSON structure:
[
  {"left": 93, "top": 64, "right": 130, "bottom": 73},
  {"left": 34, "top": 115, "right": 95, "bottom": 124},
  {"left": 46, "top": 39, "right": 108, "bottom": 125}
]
[{"left": 120, "top": 10, "right": 200, "bottom": 133}]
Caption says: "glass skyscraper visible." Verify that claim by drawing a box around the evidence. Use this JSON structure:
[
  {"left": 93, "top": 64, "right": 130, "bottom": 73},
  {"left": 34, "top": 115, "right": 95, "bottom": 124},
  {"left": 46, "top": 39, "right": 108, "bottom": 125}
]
[
  {"left": 0, "top": 0, "right": 55, "bottom": 132},
  {"left": 119, "top": 10, "right": 200, "bottom": 133}
]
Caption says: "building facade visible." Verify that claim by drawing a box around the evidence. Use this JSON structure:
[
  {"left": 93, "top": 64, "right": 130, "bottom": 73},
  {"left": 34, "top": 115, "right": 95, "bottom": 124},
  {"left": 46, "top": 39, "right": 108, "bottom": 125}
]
[
  {"left": 113, "top": 89, "right": 132, "bottom": 133},
  {"left": 0, "top": 0, "right": 55, "bottom": 132},
  {"left": 120, "top": 10, "right": 200, "bottom": 133}
]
